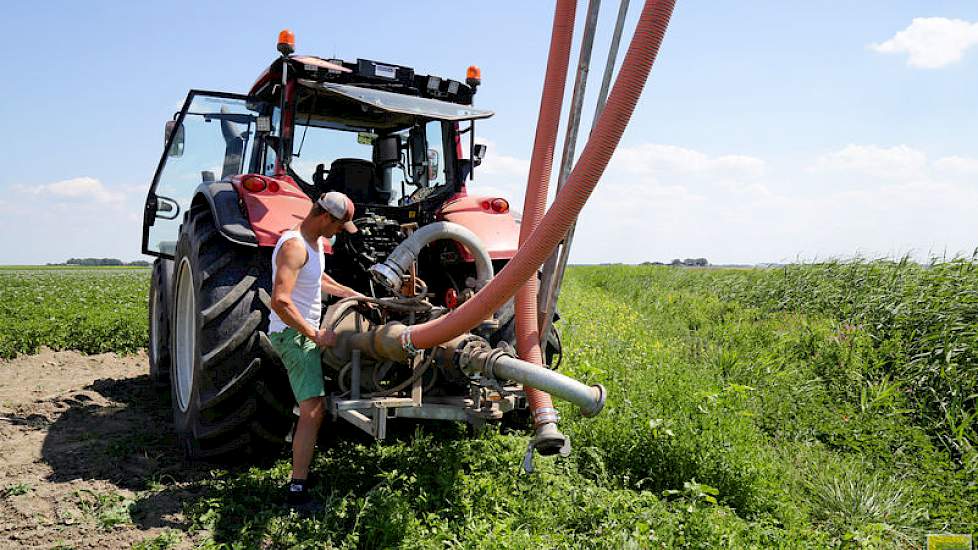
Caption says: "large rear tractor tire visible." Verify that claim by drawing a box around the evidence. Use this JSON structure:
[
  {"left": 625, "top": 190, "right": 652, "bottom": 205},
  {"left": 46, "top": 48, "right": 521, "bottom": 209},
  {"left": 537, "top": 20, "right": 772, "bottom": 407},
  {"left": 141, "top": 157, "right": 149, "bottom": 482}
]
[
  {"left": 149, "top": 259, "right": 173, "bottom": 387},
  {"left": 170, "top": 205, "right": 296, "bottom": 460}
]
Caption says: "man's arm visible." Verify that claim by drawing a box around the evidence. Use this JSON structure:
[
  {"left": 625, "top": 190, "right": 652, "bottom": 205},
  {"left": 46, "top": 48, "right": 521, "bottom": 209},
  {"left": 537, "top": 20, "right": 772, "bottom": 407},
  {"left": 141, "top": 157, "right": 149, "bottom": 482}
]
[
  {"left": 321, "top": 272, "right": 361, "bottom": 299},
  {"left": 270, "top": 239, "right": 320, "bottom": 340}
]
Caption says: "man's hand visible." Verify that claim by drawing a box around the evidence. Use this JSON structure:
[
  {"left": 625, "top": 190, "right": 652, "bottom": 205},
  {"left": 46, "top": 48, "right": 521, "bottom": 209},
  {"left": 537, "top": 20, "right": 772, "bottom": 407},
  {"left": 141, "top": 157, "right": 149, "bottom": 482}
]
[{"left": 313, "top": 328, "right": 337, "bottom": 349}]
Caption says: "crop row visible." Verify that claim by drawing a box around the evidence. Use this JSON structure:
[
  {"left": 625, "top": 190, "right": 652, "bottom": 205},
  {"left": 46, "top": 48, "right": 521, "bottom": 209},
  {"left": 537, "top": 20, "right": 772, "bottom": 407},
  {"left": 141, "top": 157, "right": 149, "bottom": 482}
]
[{"left": 0, "top": 268, "right": 149, "bottom": 359}]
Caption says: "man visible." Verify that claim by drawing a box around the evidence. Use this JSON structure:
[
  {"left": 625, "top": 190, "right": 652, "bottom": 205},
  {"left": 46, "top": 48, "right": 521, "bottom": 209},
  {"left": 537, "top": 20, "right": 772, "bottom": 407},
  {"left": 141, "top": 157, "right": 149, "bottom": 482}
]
[{"left": 267, "top": 191, "right": 360, "bottom": 510}]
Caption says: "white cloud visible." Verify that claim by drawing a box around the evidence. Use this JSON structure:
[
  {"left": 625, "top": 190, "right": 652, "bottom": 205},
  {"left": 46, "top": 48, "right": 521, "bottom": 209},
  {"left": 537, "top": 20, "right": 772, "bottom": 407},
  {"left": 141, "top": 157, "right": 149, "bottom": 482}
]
[
  {"left": 935, "top": 155, "right": 978, "bottom": 176},
  {"left": 813, "top": 144, "right": 926, "bottom": 179},
  {"left": 0, "top": 177, "right": 145, "bottom": 263},
  {"left": 477, "top": 153, "right": 531, "bottom": 179},
  {"left": 612, "top": 144, "right": 766, "bottom": 178},
  {"left": 871, "top": 17, "right": 978, "bottom": 69},
  {"left": 564, "top": 142, "right": 978, "bottom": 265},
  {"left": 469, "top": 137, "right": 533, "bottom": 214},
  {"left": 15, "top": 176, "right": 125, "bottom": 204}
]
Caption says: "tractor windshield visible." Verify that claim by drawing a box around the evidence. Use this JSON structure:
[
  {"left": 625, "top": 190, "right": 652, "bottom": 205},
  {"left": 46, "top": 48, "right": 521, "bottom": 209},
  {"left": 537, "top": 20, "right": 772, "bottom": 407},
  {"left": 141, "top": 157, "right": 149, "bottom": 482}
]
[{"left": 285, "top": 112, "right": 452, "bottom": 207}]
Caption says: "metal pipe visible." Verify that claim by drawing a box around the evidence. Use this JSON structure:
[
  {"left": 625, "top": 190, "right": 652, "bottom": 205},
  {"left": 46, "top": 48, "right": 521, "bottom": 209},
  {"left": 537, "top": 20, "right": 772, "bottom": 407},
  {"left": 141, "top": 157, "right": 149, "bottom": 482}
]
[
  {"left": 483, "top": 353, "right": 606, "bottom": 418},
  {"left": 539, "top": 0, "right": 632, "bottom": 348},
  {"left": 538, "top": 0, "right": 603, "bottom": 340}
]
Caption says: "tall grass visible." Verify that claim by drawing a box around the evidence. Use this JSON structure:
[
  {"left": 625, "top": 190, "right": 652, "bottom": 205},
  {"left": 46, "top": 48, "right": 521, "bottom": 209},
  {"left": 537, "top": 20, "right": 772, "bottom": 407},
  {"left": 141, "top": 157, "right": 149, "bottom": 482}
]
[{"left": 703, "top": 257, "right": 978, "bottom": 462}]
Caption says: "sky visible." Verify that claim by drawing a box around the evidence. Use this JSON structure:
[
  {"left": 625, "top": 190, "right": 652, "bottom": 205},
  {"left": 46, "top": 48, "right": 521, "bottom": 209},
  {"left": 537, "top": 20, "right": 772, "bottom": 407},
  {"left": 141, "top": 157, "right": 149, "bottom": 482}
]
[{"left": 2, "top": 1, "right": 978, "bottom": 265}]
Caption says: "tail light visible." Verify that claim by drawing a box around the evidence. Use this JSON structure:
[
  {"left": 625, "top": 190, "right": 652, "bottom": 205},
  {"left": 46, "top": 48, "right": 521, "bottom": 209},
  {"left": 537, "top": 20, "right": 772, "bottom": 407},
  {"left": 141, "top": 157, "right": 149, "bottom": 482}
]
[
  {"left": 481, "top": 198, "right": 509, "bottom": 213},
  {"left": 242, "top": 176, "right": 267, "bottom": 192},
  {"left": 490, "top": 198, "right": 509, "bottom": 213}
]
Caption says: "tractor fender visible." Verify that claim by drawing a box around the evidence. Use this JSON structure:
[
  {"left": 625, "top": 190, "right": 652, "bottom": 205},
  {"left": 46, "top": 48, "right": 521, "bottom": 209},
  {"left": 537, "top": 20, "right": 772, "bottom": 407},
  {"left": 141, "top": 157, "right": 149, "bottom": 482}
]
[
  {"left": 436, "top": 194, "right": 519, "bottom": 261},
  {"left": 191, "top": 181, "right": 258, "bottom": 247}
]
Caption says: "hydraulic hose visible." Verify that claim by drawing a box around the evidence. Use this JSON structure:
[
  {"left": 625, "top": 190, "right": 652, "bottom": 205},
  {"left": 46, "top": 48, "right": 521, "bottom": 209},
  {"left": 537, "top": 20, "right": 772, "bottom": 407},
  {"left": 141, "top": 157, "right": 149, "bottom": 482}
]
[
  {"left": 407, "top": 0, "right": 676, "bottom": 349},
  {"left": 514, "top": 0, "right": 576, "bottom": 429}
]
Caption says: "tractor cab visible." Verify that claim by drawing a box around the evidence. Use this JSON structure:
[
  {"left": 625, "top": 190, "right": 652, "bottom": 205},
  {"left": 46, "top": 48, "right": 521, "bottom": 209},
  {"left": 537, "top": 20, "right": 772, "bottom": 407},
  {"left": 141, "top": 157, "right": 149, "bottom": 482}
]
[{"left": 143, "top": 37, "right": 493, "bottom": 261}]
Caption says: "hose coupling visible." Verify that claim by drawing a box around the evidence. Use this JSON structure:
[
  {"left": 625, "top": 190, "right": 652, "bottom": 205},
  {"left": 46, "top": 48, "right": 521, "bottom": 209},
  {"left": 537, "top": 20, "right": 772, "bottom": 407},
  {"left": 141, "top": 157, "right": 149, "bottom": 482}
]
[{"left": 369, "top": 262, "right": 402, "bottom": 291}]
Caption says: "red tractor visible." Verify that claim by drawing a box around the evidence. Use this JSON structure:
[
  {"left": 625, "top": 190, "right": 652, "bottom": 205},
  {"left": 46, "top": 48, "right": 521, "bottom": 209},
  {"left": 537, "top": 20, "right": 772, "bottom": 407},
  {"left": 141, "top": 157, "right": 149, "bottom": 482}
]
[{"left": 143, "top": 34, "right": 571, "bottom": 459}]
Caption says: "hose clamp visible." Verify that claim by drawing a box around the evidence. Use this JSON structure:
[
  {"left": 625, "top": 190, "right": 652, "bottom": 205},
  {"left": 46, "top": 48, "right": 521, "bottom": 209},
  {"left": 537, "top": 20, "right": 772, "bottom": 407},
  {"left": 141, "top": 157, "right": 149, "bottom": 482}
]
[
  {"left": 400, "top": 327, "right": 418, "bottom": 357},
  {"left": 532, "top": 407, "right": 560, "bottom": 425}
]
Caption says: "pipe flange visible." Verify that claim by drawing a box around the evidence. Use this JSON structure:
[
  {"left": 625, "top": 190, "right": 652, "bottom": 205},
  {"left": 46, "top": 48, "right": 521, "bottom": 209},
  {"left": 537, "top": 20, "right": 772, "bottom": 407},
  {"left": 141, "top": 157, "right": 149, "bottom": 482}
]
[
  {"left": 456, "top": 336, "right": 491, "bottom": 377},
  {"left": 482, "top": 346, "right": 514, "bottom": 381}
]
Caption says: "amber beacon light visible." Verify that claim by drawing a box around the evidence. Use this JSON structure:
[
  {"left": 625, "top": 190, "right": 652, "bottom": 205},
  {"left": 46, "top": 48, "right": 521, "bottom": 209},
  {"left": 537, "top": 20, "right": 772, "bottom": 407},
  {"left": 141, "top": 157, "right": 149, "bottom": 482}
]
[
  {"left": 466, "top": 65, "right": 481, "bottom": 87},
  {"left": 277, "top": 29, "right": 295, "bottom": 55}
]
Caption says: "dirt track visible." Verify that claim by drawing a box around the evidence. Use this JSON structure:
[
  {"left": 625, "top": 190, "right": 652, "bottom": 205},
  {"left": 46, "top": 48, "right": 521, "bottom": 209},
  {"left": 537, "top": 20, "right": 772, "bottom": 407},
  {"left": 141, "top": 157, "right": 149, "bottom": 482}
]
[{"left": 0, "top": 349, "right": 205, "bottom": 549}]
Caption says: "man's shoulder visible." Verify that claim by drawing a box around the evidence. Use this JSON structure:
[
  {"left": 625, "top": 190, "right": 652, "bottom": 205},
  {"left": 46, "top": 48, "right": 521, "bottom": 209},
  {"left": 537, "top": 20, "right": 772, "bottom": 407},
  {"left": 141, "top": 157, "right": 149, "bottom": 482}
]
[{"left": 276, "top": 236, "right": 309, "bottom": 267}]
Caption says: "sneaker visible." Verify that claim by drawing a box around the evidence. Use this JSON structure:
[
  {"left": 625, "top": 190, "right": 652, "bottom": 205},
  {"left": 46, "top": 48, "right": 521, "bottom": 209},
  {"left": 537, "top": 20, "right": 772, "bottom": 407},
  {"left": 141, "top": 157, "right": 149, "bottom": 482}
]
[{"left": 285, "top": 480, "right": 324, "bottom": 514}]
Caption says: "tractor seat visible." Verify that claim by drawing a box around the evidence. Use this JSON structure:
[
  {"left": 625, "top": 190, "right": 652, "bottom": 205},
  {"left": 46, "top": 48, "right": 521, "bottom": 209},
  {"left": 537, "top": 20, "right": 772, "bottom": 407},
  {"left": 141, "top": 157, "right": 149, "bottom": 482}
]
[
  {"left": 321, "top": 158, "right": 380, "bottom": 203},
  {"left": 313, "top": 163, "right": 328, "bottom": 190}
]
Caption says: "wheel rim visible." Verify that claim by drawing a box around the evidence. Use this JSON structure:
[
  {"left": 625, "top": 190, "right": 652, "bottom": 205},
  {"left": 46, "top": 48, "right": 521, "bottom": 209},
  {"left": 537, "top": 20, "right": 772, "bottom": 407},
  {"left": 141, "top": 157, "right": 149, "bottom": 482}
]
[
  {"left": 174, "top": 257, "right": 196, "bottom": 412},
  {"left": 149, "top": 285, "right": 159, "bottom": 365}
]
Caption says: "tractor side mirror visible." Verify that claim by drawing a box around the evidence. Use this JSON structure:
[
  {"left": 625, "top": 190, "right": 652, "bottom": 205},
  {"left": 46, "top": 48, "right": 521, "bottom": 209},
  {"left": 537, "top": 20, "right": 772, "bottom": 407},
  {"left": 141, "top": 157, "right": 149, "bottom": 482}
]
[
  {"left": 427, "top": 149, "right": 440, "bottom": 180},
  {"left": 472, "top": 143, "right": 487, "bottom": 167},
  {"left": 374, "top": 135, "right": 401, "bottom": 167},
  {"left": 165, "top": 120, "right": 185, "bottom": 158}
]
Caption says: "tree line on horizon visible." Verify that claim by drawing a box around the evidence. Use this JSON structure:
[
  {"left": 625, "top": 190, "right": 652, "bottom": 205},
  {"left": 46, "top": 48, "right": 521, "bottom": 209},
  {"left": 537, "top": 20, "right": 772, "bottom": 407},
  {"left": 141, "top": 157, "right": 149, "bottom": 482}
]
[{"left": 51, "top": 258, "right": 151, "bottom": 267}]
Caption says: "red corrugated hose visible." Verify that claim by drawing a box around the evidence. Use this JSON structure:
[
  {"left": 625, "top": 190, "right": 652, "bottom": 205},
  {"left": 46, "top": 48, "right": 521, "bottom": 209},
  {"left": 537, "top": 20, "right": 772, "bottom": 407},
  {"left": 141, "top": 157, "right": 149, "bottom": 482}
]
[
  {"left": 409, "top": 0, "right": 676, "bottom": 352},
  {"left": 515, "top": 0, "right": 577, "bottom": 429}
]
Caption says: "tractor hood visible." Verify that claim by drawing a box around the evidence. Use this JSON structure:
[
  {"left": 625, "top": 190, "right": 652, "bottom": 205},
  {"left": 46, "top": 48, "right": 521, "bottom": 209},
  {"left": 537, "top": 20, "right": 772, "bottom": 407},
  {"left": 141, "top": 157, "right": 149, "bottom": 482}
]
[{"left": 298, "top": 80, "right": 494, "bottom": 122}]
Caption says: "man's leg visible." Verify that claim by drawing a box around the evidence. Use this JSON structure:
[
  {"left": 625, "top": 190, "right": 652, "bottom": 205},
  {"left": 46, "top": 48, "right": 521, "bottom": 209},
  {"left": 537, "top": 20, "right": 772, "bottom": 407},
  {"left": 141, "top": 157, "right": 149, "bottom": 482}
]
[
  {"left": 268, "top": 328, "right": 326, "bottom": 508},
  {"left": 291, "top": 396, "right": 326, "bottom": 481}
]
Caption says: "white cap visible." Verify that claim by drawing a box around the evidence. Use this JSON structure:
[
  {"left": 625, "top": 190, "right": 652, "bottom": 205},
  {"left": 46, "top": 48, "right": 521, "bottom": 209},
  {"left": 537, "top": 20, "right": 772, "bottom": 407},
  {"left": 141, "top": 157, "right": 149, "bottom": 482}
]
[{"left": 316, "top": 191, "right": 358, "bottom": 233}]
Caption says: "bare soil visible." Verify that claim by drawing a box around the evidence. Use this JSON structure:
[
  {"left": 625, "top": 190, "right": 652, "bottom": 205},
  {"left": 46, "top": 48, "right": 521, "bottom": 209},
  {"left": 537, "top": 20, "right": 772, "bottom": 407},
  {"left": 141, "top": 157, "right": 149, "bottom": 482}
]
[{"left": 0, "top": 349, "right": 208, "bottom": 549}]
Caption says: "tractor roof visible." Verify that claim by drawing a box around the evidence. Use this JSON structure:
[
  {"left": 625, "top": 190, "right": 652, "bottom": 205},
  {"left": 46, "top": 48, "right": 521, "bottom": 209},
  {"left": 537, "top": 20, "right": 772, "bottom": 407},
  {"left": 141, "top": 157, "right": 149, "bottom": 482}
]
[
  {"left": 250, "top": 57, "right": 491, "bottom": 131},
  {"left": 250, "top": 56, "right": 482, "bottom": 107}
]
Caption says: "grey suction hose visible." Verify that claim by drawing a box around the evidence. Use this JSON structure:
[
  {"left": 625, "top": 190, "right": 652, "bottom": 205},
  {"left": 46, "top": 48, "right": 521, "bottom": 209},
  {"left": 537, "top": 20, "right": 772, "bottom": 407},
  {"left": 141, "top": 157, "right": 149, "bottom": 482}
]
[
  {"left": 481, "top": 350, "right": 606, "bottom": 418},
  {"left": 370, "top": 221, "right": 494, "bottom": 291}
]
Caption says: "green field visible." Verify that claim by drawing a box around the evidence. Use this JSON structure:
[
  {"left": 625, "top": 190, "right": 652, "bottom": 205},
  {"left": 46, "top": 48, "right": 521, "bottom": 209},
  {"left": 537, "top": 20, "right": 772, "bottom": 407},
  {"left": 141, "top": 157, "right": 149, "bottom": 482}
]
[
  {"left": 3, "top": 263, "right": 977, "bottom": 548},
  {"left": 0, "top": 267, "right": 149, "bottom": 359}
]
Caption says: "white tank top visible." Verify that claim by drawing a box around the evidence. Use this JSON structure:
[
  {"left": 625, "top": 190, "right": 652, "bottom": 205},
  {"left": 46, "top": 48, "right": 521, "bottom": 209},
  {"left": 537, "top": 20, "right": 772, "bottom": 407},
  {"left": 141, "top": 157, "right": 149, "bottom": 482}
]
[{"left": 268, "top": 230, "right": 325, "bottom": 334}]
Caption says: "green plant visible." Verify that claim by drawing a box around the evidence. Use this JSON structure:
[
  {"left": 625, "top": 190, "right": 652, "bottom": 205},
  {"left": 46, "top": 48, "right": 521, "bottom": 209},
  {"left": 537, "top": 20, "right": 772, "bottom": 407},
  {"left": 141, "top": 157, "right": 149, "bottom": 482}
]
[
  {"left": 804, "top": 460, "right": 926, "bottom": 546},
  {"left": 74, "top": 489, "right": 132, "bottom": 530},
  {"left": 2, "top": 482, "right": 32, "bottom": 498},
  {"left": 131, "top": 529, "right": 182, "bottom": 550}
]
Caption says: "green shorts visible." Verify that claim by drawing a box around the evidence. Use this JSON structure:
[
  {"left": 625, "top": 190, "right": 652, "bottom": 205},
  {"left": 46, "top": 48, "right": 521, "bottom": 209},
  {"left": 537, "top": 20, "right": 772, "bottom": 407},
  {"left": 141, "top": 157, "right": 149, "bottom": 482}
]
[{"left": 268, "top": 327, "right": 325, "bottom": 403}]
